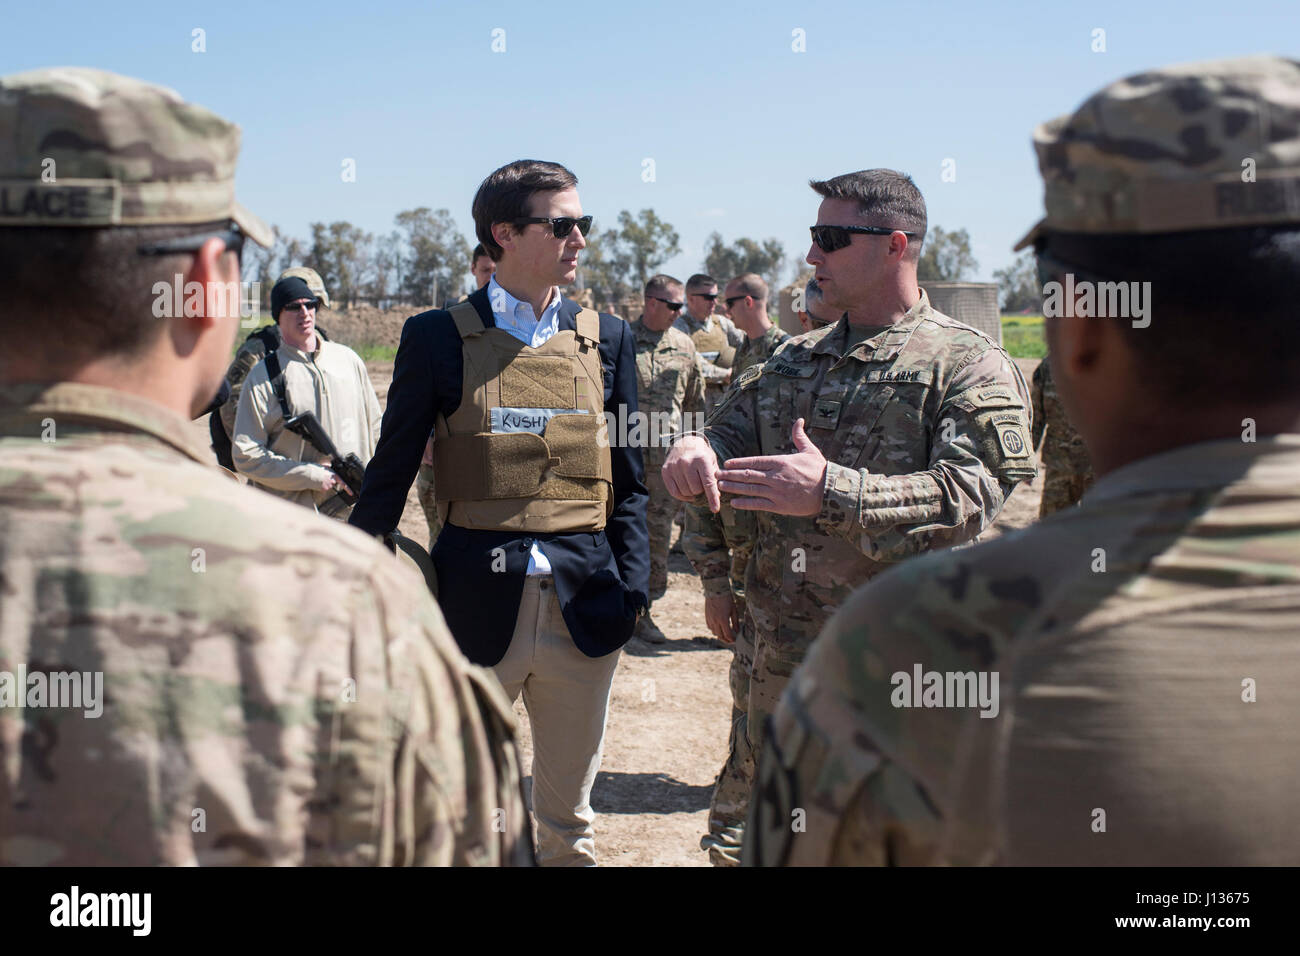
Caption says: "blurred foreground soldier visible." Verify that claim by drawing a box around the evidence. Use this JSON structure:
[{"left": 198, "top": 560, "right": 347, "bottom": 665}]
[
  {"left": 0, "top": 67, "right": 530, "bottom": 865},
  {"left": 675, "top": 273, "right": 744, "bottom": 412},
  {"left": 663, "top": 169, "right": 1035, "bottom": 864},
  {"left": 630, "top": 274, "right": 705, "bottom": 642},
  {"left": 416, "top": 244, "right": 496, "bottom": 549},
  {"left": 1031, "top": 355, "right": 1094, "bottom": 515},
  {"left": 208, "top": 266, "right": 330, "bottom": 471},
  {"left": 350, "top": 160, "right": 649, "bottom": 865},
  {"left": 797, "top": 277, "right": 838, "bottom": 332},
  {"left": 232, "top": 274, "right": 383, "bottom": 519},
  {"left": 748, "top": 55, "right": 1300, "bottom": 867},
  {"left": 686, "top": 272, "right": 788, "bottom": 863}
]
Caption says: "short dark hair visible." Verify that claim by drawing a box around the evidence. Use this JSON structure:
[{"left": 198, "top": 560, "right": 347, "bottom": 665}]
[
  {"left": 728, "top": 273, "right": 768, "bottom": 301},
  {"left": 644, "top": 273, "right": 683, "bottom": 299},
  {"left": 686, "top": 274, "right": 717, "bottom": 294},
  {"left": 809, "top": 169, "right": 927, "bottom": 260},
  {"left": 471, "top": 243, "right": 492, "bottom": 265},
  {"left": 1042, "top": 225, "right": 1300, "bottom": 404},
  {"left": 471, "top": 160, "right": 578, "bottom": 261},
  {"left": 0, "top": 221, "right": 230, "bottom": 371}
]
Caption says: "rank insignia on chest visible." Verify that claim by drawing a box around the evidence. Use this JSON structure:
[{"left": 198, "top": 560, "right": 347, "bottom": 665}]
[{"left": 811, "top": 399, "right": 842, "bottom": 430}]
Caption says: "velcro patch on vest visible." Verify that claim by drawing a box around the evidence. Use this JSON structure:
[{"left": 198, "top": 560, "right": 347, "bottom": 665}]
[{"left": 491, "top": 407, "right": 589, "bottom": 434}]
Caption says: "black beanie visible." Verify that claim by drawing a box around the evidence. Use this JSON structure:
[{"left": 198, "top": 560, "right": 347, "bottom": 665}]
[{"left": 271, "top": 276, "right": 315, "bottom": 319}]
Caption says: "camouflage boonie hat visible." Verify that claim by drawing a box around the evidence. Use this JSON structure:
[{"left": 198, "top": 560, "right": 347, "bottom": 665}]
[
  {"left": 0, "top": 67, "right": 271, "bottom": 245},
  {"left": 278, "top": 266, "right": 331, "bottom": 308},
  {"left": 1015, "top": 55, "right": 1300, "bottom": 250}
]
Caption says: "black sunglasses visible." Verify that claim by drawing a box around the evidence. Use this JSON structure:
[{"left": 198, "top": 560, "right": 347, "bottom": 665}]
[
  {"left": 691, "top": 292, "right": 718, "bottom": 301},
  {"left": 514, "top": 215, "right": 593, "bottom": 239},
  {"left": 724, "top": 295, "right": 748, "bottom": 308},
  {"left": 282, "top": 298, "right": 320, "bottom": 313},
  {"left": 809, "top": 224, "right": 917, "bottom": 253},
  {"left": 138, "top": 222, "right": 246, "bottom": 259},
  {"left": 649, "top": 296, "right": 684, "bottom": 311}
]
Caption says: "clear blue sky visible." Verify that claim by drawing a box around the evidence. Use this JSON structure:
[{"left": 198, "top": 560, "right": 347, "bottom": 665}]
[{"left": 4, "top": 0, "right": 1294, "bottom": 284}]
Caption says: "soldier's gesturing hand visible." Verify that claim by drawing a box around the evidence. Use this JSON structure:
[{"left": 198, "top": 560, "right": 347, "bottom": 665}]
[
  {"left": 662, "top": 435, "right": 722, "bottom": 512},
  {"left": 716, "top": 419, "right": 828, "bottom": 516}
]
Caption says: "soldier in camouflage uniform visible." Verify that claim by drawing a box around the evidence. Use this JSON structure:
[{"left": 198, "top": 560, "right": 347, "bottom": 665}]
[
  {"left": 0, "top": 67, "right": 531, "bottom": 866},
  {"left": 631, "top": 274, "right": 705, "bottom": 642},
  {"left": 664, "top": 170, "right": 1035, "bottom": 864},
  {"left": 684, "top": 272, "right": 789, "bottom": 863},
  {"left": 748, "top": 56, "right": 1300, "bottom": 867},
  {"left": 674, "top": 273, "right": 745, "bottom": 413},
  {"left": 1031, "top": 355, "right": 1094, "bottom": 515}
]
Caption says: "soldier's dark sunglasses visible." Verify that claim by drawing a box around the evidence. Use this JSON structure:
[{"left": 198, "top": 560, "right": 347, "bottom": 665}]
[
  {"left": 514, "top": 215, "right": 593, "bottom": 238},
  {"left": 649, "top": 296, "right": 684, "bottom": 311},
  {"left": 810, "top": 224, "right": 917, "bottom": 253},
  {"left": 725, "top": 295, "right": 748, "bottom": 308},
  {"left": 138, "top": 222, "right": 246, "bottom": 259}
]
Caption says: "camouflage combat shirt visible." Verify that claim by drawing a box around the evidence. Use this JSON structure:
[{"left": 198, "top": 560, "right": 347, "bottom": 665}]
[
  {"left": 631, "top": 317, "right": 706, "bottom": 470},
  {"left": 700, "top": 290, "right": 1036, "bottom": 657},
  {"left": 0, "top": 383, "right": 531, "bottom": 866},
  {"left": 747, "top": 436, "right": 1300, "bottom": 866}
]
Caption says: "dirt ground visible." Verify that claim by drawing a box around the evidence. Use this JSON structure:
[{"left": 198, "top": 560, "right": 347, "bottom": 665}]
[{"left": 202, "top": 336, "right": 1042, "bottom": 866}]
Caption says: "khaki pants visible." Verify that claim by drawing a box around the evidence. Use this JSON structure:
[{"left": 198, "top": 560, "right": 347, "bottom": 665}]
[{"left": 494, "top": 575, "right": 621, "bottom": 866}]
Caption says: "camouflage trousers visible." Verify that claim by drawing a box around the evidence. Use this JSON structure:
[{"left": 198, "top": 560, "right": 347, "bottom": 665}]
[
  {"left": 1039, "top": 465, "right": 1095, "bottom": 518},
  {"left": 701, "top": 603, "right": 755, "bottom": 866},
  {"left": 645, "top": 464, "right": 675, "bottom": 598},
  {"left": 415, "top": 463, "right": 443, "bottom": 551},
  {"left": 706, "top": 632, "right": 810, "bottom": 865}
]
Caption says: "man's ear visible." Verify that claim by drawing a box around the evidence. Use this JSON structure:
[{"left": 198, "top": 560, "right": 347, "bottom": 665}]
[
  {"left": 185, "top": 236, "right": 238, "bottom": 326},
  {"left": 889, "top": 231, "right": 910, "bottom": 262},
  {"left": 490, "top": 222, "right": 514, "bottom": 256}
]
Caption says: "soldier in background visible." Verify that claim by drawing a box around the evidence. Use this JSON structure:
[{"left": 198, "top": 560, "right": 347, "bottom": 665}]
[
  {"left": 664, "top": 168, "right": 1035, "bottom": 864},
  {"left": 416, "top": 243, "right": 496, "bottom": 549},
  {"left": 1031, "top": 355, "right": 1094, "bottom": 515},
  {"left": 686, "top": 271, "right": 789, "bottom": 863},
  {"left": 797, "top": 277, "right": 838, "bottom": 332},
  {"left": 675, "top": 273, "right": 744, "bottom": 413},
  {"left": 210, "top": 266, "right": 330, "bottom": 471},
  {"left": 748, "top": 55, "right": 1300, "bottom": 866},
  {"left": 232, "top": 274, "right": 384, "bottom": 520},
  {"left": 630, "top": 274, "right": 706, "bottom": 643},
  {"left": 724, "top": 274, "right": 788, "bottom": 375},
  {"left": 0, "top": 67, "right": 530, "bottom": 866}
]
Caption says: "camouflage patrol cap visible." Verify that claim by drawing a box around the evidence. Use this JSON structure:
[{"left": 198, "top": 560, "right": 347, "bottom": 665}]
[
  {"left": 1015, "top": 55, "right": 1300, "bottom": 250},
  {"left": 278, "top": 266, "right": 331, "bottom": 308},
  {"left": 0, "top": 67, "right": 271, "bottom": 245}
]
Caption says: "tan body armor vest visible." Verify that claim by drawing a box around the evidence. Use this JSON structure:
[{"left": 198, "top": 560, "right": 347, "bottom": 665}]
[
  {"left": 433, "top": 301, "right": 613, "bottom": 532},
  {"left": 691, "top": 320, "right": 736, "bottom": 369}
]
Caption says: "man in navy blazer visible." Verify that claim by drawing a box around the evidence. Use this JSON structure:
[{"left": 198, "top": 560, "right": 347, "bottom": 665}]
[{"left": 350, "top": 160, "right": 648, "bottom": 865}]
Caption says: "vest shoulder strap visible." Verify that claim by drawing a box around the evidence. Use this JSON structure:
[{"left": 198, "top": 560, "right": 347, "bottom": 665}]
[
  {"left": 263, "top": 348, "right": 294, "bottom": 420},
  {"left": 575, "top": 307, "right": 600, "bottom": 347},
  {"left": 449, "top": 300, "right": 485, "bottom": 339}
]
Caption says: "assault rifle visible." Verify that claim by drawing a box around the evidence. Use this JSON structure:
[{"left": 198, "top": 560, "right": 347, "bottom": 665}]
[{"left": 283, "top": 412, "right": 367, "bottom": 505}]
